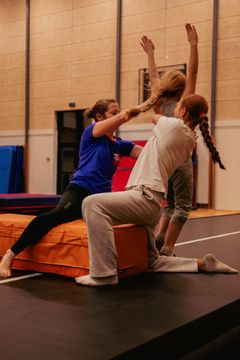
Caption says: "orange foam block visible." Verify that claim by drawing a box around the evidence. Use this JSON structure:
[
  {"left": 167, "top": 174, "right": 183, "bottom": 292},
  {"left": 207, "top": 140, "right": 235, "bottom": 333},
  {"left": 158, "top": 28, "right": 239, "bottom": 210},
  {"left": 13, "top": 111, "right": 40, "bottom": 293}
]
[{"left": 0, "top": 213, "right": 148, "bottom": 279}]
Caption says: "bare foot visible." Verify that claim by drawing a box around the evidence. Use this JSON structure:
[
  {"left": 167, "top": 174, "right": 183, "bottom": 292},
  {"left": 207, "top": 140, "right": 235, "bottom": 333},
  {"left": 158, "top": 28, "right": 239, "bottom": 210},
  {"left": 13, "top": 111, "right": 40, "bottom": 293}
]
[
  {"left": 201, "top": 254, "right": 238, "bottom": 274},
  {"left": 0, "top": 249, "right": 15, "bottom": 278},
  {"left": 75, "top": 274, "right": 118, "bottom": 286}
]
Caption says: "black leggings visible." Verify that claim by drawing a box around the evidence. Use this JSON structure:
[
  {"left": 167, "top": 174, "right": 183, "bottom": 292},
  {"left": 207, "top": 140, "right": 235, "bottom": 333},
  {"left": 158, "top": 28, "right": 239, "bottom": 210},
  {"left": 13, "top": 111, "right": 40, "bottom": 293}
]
[{"left": 11, "top": 184, "right": 92, "bottom": 255}]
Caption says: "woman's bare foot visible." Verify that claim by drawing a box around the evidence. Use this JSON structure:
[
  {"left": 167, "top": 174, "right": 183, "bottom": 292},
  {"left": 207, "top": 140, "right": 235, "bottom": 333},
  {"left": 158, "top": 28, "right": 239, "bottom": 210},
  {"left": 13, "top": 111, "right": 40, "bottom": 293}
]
[
  {"left": 0, "top": 249, "right": 15, "bottom": 278},
  {"left": 198, "top": 254, "right": 238, "bottom": 274},
  {"left": 75, "top": 274, "right": 118, "bottom": 286}
]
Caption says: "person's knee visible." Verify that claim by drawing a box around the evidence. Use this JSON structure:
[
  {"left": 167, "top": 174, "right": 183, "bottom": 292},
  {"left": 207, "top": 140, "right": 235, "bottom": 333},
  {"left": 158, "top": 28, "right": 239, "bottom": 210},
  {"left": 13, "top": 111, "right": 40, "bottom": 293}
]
[
  {"left": 82, "top": 195, "right": 100, "bottom": 218},
  {"left": 82, "top": 196, "right": 92, "bottom": 215},
  {"left": 170, "top": 210, "right": 190, "bottom": 227},
  {"left": 162, "top": 207, "right": 174, "bottom": 219}
]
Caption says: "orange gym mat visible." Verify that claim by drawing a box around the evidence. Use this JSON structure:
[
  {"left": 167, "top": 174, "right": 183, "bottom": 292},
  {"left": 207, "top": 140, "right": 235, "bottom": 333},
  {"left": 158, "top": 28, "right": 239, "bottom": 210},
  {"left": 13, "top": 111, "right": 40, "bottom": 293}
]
[{"left": 0, "top": 213, "right": 148, "bottom": 279}]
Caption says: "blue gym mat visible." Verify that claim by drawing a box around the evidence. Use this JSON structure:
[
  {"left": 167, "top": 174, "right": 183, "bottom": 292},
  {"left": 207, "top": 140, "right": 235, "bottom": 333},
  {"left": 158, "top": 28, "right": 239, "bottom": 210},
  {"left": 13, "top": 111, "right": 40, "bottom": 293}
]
[{"left": 0, "top": 146, "right": 24, "bottom": 193}]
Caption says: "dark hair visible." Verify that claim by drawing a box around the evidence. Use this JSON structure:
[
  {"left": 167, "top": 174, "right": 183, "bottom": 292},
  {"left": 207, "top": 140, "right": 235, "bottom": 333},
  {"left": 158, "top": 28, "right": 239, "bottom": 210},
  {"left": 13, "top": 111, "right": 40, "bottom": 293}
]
[
  {"left": 181, "top": 94, "right": 225, "bottom": 170},
  {"left": 84, "top": 99, "right": 117, "bottom": 122}
]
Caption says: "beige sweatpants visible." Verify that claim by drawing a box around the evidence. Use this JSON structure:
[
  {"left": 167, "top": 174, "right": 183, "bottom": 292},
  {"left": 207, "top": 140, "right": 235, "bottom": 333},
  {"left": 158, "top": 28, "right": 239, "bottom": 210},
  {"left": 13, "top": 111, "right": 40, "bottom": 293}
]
[{"left": 82, "top": 187, "right": 198, "bottom": 278}]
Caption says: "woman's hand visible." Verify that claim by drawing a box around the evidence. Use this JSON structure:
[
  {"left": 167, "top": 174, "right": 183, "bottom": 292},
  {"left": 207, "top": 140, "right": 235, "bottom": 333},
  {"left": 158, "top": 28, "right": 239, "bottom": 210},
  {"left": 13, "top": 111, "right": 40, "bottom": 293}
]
[
  {"left": 185, "top": 23, "right": 198, "bottom": 46},
  {"left": 140, "top": 35, "right": 155, "bottom": 55}
]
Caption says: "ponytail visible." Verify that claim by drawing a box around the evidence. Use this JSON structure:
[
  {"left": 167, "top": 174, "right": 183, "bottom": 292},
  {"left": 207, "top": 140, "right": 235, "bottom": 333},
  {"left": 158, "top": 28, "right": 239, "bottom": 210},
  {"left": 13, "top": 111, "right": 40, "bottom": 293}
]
[
  {"left": 139, "top": 70, "right": 186, "bottom": 113},
  {"left": 84, "top": 108, "right": 94, "bottom": 119}
]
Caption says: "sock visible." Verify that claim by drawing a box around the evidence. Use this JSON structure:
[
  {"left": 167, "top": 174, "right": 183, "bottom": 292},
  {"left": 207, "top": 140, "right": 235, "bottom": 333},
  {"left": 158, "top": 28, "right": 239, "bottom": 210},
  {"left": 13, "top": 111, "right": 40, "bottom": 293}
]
[
  {"left": 204, "top": 254, "right": 238, "bottom": 274},
  {"left": 75, "top": 274, "right": 118, "bottom": 286}
]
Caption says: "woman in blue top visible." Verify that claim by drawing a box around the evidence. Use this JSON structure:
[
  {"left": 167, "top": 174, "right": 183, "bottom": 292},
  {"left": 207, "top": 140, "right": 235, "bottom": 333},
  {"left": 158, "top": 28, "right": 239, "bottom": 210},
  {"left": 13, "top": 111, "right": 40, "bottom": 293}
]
[{"left": 0, "top": 98, "right": 142, "bottom": 278}]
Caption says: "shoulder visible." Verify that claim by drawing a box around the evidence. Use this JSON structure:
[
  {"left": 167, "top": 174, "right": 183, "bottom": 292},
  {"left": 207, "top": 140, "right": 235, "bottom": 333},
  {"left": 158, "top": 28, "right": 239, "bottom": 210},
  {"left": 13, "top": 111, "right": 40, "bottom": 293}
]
[
  {"left": 155, "top": 115, "right": 178, "bottom": 127},
  {"left": 152, "top": 114, "right": 171, "bottom": 124},
  {"left": 82, "top": 123, "right": 95, "bottom": 138}
]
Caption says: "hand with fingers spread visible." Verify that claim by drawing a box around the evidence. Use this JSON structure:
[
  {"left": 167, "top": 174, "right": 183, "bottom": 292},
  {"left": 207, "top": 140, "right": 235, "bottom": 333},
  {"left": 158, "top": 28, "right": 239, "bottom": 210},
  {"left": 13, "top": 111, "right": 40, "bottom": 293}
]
[
  {"left": 185, "top": 23, "right": 198, "bottom": 46},
  {"left": 140, "top": 35, "right": 160, "bottom": 94},
  {"left": 140, "top": 35, "right": 155, "bottom": 55}
]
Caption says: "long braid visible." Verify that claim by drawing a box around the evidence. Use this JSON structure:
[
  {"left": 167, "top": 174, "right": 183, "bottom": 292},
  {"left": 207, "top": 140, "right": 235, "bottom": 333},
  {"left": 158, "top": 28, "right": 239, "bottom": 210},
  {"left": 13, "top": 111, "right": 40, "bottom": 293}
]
[
  {"left": 181, "top": 94, "right": 226, "bottom": 170},
  {"left": 129, "top": 77, "right": 226, "bottom": 172},
  {"left": 199, "top": 116, "right": 226, "bottom": 169},
  {"left": 129, "top": 88, "right": 226, "bottom": 169}
]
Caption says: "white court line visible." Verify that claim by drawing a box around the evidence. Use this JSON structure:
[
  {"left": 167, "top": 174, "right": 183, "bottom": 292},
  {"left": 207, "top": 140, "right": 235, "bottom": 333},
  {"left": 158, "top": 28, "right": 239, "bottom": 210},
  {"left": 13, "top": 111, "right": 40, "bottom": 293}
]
[
  {"left": 176, "top": 230, "right": 240, "bottom": 247},
  {"left": 0, "top": 272, "right": 42, "bottom": 284}
]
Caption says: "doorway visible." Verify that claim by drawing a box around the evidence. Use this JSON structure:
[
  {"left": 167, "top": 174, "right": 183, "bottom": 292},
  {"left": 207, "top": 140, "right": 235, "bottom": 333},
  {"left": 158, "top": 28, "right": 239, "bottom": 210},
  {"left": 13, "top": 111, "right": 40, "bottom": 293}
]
[{"left": 56, "top": 110, "right": 91, "bottom": 194}]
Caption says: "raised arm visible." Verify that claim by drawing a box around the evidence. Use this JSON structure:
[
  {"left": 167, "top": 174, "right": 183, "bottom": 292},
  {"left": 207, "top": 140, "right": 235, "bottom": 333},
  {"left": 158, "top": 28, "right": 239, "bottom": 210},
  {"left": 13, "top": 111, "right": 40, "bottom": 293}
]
[
  {"left": 92, "top": 108, "right": 141, "bottom": 138},
  {"left": 140, "top": 35, "right": 160, "bottom": 90},
  {"left": 182, "top": 23, "right": 199, "bottom": 96}
]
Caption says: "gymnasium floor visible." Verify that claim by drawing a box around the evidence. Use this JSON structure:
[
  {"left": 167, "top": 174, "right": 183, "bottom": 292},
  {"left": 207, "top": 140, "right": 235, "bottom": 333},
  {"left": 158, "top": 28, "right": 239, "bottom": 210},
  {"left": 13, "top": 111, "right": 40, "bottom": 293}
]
[{"left": 1, "top": 211, "right": 240, "bottom": 359}]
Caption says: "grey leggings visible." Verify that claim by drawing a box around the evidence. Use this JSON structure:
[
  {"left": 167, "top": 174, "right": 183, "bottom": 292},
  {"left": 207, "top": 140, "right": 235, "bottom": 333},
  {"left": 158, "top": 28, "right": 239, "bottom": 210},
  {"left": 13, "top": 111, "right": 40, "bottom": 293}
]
[{"left": 162, "top": 158, "right": 193, "bottom": 227}]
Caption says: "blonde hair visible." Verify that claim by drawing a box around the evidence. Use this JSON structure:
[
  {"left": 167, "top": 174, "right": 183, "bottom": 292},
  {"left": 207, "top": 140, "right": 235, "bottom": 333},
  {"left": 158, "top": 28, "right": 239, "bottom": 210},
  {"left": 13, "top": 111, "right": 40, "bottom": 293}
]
[
  {"left": 157, "top": 70, "right": 186, "bottom": 100},
  {"left": 140, "top": 70, "right": 186, "bottom": 112},
  {"left": 145, "top": 69, "right": 186, "bottom": 103}
]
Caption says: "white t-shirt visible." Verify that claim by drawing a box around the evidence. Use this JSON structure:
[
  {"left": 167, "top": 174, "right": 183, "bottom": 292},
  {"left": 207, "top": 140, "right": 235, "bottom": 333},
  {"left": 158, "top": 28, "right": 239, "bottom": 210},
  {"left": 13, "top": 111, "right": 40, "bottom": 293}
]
[{"left": 126, "top": 116, "right": 197, "bottom": 195}]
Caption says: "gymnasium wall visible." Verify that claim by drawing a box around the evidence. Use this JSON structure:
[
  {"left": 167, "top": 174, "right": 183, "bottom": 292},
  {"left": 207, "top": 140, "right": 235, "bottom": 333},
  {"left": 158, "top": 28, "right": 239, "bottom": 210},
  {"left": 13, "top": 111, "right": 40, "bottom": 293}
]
[
  {"left": 0, "top": 0, "right": 25, "bottom": 132},
  {"left": 0, "top": 0, "right": 239, "bottom": 210}
]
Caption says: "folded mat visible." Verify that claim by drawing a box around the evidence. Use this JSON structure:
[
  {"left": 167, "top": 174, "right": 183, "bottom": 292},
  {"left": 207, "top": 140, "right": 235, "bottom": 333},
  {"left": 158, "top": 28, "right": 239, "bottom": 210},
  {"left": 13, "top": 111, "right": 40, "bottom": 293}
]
[{"left": 0, "top": 213, "right": 148, "bottom": 279}]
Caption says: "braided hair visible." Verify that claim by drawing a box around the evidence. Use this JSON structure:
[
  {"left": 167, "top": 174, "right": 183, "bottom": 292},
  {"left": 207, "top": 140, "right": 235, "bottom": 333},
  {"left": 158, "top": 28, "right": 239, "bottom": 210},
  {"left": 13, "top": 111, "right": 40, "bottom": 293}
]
[{"left": 181, "top": 94, "right": 226, "bottom": 170}]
